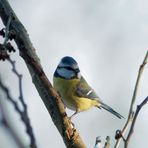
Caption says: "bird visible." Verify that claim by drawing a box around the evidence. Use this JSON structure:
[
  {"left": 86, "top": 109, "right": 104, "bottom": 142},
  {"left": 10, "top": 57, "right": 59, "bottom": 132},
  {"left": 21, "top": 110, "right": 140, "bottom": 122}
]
[{"left": 53, "top": 56, "right": 123, "bottom": 119}]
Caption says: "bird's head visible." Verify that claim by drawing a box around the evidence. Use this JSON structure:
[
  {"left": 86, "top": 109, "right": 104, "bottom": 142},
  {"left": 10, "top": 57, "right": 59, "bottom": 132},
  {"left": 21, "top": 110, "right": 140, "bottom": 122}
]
[{"left": 54, "top": 56, "right": 81, "bottom": 79}]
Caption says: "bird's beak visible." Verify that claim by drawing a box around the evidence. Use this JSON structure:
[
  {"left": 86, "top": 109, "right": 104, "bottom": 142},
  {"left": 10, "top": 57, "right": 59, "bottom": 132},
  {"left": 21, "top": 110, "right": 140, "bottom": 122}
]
[{"left": 75, "top": 68, "right": 80, "bottom": 73}]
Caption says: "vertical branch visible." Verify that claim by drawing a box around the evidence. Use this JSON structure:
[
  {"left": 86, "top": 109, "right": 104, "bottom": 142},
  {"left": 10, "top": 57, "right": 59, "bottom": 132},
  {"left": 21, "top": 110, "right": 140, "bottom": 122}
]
[
  {"left": 115, "top": 50, "right": 148, "bottom": 148},
  {"left": 128, "top": 51, "right": 148, "bottom": 118}
]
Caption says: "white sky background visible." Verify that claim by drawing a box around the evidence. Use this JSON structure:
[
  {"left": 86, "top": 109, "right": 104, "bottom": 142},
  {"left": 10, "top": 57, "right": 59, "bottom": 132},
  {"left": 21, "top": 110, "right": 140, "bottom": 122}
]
[{"left": 0, "top": 0, "right": 148, "bottom": 147}]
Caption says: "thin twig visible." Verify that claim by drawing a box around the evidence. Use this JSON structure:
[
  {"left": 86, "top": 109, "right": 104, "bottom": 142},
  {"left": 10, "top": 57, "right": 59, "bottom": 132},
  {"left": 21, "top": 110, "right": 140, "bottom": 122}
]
[
  {"left": 7, "top": 58, "right": 37, "bottom": 148},
  {"left": 0, "top": 58, "right": 37, "bottom": 148},
  {"left": 124, "top": 96, "right": 148, "bottom": 148},
  {"left": 115, "top": 50, "right": 148, "bottom": 148},
  {"left": 128, "top": 51, "right": 148, "bottom": 118},
  {"left": 0, "top": 98, "right": 25, "bottom": 148},
  {"left": 7, "top": 58, "right": 27, "bottom": 111},
  {"left": 0, "top": 78, "right": 37, "bottom": 148}
]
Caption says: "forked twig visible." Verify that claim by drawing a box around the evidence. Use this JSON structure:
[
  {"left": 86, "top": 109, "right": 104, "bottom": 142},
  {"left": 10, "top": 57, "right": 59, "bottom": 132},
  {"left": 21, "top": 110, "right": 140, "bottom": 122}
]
[
  {"left": 0, "top": 98, "right": 25, "bottom": 148},
  {"left": 0, "top": 58, "right": 37, "bottom": 148},
  {"left": 115, "top": 50, "right": 148, "bottom": 148},
  {"left": 125, "top": 96, "right": 148, "bottom": 148}
]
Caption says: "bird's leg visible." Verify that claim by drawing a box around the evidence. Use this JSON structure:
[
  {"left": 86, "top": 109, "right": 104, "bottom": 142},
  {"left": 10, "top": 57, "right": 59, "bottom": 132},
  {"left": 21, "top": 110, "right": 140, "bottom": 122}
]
[
  {"left": 68, "top": 109, "right": 79, "bottom": 128},
  {"left": 69, "top": 109, "right": 79, "bottom": 120}
]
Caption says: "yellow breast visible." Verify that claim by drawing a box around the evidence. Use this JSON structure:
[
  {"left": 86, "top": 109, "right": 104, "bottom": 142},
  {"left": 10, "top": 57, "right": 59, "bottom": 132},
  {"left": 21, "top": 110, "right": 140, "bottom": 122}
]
[{"left": 53, "top": 77, "right": 98, "bottom": 111}]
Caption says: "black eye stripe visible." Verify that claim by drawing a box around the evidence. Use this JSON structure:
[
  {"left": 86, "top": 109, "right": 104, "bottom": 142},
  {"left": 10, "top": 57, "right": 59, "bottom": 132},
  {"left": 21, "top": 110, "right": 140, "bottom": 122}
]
[
  {"left": 58, "top": 66, "right": 75, "bottom": 71},
  {"left": 58, "top": 66, "right": 80, "bottom": 75}
]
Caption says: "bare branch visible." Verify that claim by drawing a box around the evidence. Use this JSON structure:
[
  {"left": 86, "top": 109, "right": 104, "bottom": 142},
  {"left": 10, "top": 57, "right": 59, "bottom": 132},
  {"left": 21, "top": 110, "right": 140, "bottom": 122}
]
[
  {"left": 7, "top": 58, "right": 37, "bottom": 148},
  {"left": 0, "top": 76, "right": 37, "bottom": 148},
  {"left": 124, "top": 96, "right": 148, "bottom": 148},
  {"left": 1, "top": 14, "right": 37, "bottom": 147},
  {"left": 0, "top": 0, "right": 86, "bottom": 147},
  {"left": 0, "top": 98, "right": 25, "bottom": 148},
  {"left": 115, "top": 50, "right": 148, "bottom": 148},
  {"left": 129, "top": 50, "right": 148, "bottom": 118},
  {"left": 7, "top": 58, "right": 26, "bottom": 111}
]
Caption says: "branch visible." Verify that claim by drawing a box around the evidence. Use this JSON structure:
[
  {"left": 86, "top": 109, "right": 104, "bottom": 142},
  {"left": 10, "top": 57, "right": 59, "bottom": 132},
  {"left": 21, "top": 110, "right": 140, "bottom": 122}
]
[
  {"left": 0, "top": 98, "right": 25, "bottom": 148},
  {"left": 125, "top": 96, "right": 148, "bottom": 147},
  {"left": 115, "top": 50, "right": 148, "bottom": 148},
  {"left": 7, "top": 58, "right": 37, "bottom": 148},
  {"left": 0, "top": 10, "right": 36, "bottom": 147},
  {"left": 0, "top": 76, "right": 37, "bottom": 148},
  {"left": 0, "top": 0, "right": 86, "bottom": 147}
]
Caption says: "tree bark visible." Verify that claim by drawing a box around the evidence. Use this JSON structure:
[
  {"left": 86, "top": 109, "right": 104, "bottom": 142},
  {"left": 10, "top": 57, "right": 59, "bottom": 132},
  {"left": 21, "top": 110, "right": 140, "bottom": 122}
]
[{"left": 0, "top": 0, "right": 86, "bottom": 147}]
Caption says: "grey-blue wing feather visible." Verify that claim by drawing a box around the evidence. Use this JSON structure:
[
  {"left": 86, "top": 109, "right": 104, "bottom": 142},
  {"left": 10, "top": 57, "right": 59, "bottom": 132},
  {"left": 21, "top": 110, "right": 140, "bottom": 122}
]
[
  {"left": 75, "top": 77, "right": 123, "bottom": 118},
  {"left": 75, "top": 76, "right": 99, "bottom": 99}
]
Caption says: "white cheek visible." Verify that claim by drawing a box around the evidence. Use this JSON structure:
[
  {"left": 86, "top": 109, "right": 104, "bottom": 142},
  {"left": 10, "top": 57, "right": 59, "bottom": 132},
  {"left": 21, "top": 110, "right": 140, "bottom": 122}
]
[
  {"left": 57, "top": 68, "right": 75, "bottom": 79},
  {"left": 77, "top": 72, "right": 81, "bottom": 79}
]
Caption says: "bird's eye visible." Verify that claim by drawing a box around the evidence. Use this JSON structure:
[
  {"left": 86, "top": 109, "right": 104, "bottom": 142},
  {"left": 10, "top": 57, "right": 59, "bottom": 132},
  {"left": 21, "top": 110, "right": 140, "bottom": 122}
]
[
  {"left": 58, "top": 66, "right": 80, "bottom": 74},
  {"left": 58, "top": 66, "right": 74, "bottom": 71},
  {"left": 65, "top": 67, "right": 75, "bottom": 71}
]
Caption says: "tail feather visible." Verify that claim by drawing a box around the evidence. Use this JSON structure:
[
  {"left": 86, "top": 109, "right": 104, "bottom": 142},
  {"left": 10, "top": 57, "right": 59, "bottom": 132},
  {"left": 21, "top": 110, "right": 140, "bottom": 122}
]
[{"left": 99, "top": 102, "right": 124, "bottom": 119}]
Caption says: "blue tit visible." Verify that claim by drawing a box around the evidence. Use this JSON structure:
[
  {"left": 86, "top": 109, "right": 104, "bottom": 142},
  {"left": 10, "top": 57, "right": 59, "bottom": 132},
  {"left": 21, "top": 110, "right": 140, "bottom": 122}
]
[{"left": 53, "top": 56, "right": 123, "bottom": 119}]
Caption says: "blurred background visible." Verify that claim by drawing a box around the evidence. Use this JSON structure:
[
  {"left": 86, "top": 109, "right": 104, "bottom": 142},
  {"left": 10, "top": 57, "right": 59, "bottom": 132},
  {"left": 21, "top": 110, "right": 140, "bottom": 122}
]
[{"left": 0, "top": 0, "right": 148, "bottom": 147}]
